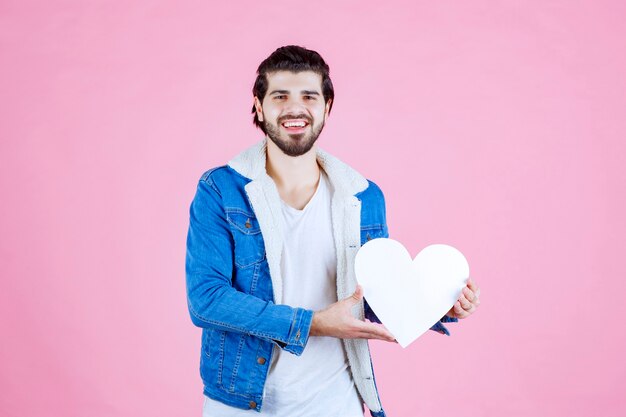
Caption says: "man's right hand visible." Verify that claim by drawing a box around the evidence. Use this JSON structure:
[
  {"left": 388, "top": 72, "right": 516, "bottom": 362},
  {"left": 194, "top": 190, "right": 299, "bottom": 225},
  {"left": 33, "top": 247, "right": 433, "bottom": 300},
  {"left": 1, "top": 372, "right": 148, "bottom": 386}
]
[{"left": 309, "top": 285, "right": 397, "bottom": 342}]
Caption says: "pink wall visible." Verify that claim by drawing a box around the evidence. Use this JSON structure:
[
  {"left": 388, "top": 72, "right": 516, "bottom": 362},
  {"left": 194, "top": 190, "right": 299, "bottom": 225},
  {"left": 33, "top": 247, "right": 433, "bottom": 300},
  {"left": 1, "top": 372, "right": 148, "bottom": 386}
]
[{"left": 2, "top": 1, "right": 625, "bottom": 416}]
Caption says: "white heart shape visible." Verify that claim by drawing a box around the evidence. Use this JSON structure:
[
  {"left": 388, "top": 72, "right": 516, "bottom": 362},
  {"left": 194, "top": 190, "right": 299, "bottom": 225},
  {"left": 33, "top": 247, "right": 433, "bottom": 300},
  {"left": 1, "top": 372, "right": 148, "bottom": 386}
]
[{"left": 355, "top": 239, "right": 470, "bottom": 348}]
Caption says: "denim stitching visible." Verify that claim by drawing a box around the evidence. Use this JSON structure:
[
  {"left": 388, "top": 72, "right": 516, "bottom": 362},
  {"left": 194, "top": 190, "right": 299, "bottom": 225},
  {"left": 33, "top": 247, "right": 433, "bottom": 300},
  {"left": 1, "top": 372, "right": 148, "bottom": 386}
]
[
  {"left": 226, "top": 221, "right": 266, "bottom": 268},
  {"left": 200, "top": 166, "right": 222, "bottom": 183},
  {"left": 225, "top": 214, "right": 266, "bottom": 267},
  {"left": 224, "top": 207, "right": 256, "bottom": 218},
  {"left": 360, "top": 224, "right": 385, "bottom": 230},
  {"left": 200, "top": 169, "right": 224, "bottom": 198},
  {"left": 227, "top": 214, "right": 262, "bottom": 235},
  {"left": 217, "top": 330, "right": 225, "bottom": 386},
  {"left": 229, "top": 334, "right": 247, "bottom": 392},
  {"left": 215, "top": 386, "right": 259, "bottom": 399},
  {"left": 203, "top": 329, "right": 213, "bottom": 358},
  {"left": 291, "top": 309, "right": 303, "bottom": 346},
  {"left": 287, "top": 308, "right": 297, "bottom": 345},
  {"left": 246, "top": 338, "right": 267, "bottom": 394},
  {"left": 296, "top": 311, "right": 306, "bottom": 347},
  {"left": 188, "top": 300, "right": 288, "bottom": 342},
  {"left": 234, "top": 251, "right": 266, "bottom": 269},
  {"left": 249, "top": 262, "right": 260, "bottom": 295}
]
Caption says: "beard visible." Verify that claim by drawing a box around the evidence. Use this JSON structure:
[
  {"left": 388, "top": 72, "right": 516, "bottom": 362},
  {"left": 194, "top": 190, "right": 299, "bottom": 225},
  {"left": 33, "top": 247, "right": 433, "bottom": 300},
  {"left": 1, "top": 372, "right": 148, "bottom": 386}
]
[{"left": 263, "top": 115, "right": 325, "bottom": 157}]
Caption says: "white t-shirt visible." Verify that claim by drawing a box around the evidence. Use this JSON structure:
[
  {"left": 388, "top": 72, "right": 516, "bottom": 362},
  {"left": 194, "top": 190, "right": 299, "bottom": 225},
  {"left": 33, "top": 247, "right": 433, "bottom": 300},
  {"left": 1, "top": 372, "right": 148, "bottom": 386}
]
[{"left": 203, "top": 170, "right": 364, "bottom": 417}]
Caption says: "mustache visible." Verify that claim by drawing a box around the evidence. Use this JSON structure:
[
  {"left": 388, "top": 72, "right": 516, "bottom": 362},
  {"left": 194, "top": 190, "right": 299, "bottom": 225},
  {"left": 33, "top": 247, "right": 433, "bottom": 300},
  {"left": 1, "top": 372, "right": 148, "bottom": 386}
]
[{"left": 278, "top": 114, "right": 311, "bottom": 124}]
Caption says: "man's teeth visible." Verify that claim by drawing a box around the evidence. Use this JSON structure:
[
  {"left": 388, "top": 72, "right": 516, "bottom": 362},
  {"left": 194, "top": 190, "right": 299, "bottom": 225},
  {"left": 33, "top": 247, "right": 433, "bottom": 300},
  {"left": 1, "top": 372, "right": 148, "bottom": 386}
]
[{"left": 283, "top": 121, "right": 306, "bottom": 127}]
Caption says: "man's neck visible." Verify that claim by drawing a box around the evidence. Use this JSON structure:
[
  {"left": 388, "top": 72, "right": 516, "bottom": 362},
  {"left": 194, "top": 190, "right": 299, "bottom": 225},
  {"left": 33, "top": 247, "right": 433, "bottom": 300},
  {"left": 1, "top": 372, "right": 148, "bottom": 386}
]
[{"left": 265, "top": 137, "right": 320, "bottom": 192}]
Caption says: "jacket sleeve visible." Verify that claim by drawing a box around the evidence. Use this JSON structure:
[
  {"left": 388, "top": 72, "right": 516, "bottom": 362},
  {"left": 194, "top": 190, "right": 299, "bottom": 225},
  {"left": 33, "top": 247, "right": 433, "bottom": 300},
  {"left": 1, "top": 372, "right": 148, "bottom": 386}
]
[
  {"left": 185, "top": 174, "right": 313, "bottom": 355},
  {"left": 362, "top": 184, "right": 458, "bottom": 336}
]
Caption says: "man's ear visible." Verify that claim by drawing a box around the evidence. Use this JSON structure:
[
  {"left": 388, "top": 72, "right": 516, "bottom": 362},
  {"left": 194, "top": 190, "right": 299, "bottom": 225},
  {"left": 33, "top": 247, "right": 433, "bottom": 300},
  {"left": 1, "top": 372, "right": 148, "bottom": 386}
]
[
  {"left": 254, "top": 96, "right": 264, "bottom": 122},
  {"left": 324, "top": 98, "right": 332, "bottom": 118}
]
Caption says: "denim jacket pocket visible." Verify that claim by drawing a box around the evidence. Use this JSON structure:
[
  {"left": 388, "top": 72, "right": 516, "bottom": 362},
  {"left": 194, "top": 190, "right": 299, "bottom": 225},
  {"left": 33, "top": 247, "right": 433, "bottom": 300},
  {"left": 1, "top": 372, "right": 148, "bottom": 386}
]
[
  {"left": 360, "top": 224, "right": 386, "bottom": 246},
  {"left": 225, "top": 209, "right": 267, "bottom": 268}
]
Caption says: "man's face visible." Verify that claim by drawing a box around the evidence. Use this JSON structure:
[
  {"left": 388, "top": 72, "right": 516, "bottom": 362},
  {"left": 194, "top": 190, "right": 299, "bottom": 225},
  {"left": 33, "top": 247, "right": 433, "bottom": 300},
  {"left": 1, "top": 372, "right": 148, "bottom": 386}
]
[{"left": 254, "top": 70, "right": 331, "bottom": 157}]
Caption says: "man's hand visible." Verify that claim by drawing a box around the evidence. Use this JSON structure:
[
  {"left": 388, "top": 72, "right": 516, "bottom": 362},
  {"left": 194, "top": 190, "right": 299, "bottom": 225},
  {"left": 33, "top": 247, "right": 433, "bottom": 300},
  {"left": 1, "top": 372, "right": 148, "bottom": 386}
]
[
  {"left": 310, "top": 285, "right": 396, "bottom": 342},
  {"left": 446, "top": 277, "right": 481, "bottom": 319}
]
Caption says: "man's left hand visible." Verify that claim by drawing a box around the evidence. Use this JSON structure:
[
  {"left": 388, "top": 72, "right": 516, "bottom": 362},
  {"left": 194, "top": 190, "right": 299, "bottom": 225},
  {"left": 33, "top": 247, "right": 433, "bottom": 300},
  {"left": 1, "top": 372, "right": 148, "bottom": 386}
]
[{"left": 446, "top": 277, "right": 481, "bottom": 319}]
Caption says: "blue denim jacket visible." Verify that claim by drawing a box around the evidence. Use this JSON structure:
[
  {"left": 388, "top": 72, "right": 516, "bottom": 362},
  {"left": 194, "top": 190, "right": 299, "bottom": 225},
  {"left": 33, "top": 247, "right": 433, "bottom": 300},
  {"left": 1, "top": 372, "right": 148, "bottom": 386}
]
[{"left": 185, "top": 138, "right": 457, "bottom": 417}]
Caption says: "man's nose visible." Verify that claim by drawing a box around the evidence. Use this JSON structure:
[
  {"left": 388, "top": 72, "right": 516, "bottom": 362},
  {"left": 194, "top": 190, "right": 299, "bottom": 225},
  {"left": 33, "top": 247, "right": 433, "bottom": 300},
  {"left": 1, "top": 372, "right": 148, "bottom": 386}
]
[{"left": 282, "top": 97, "right": 307, "bottom": 112}]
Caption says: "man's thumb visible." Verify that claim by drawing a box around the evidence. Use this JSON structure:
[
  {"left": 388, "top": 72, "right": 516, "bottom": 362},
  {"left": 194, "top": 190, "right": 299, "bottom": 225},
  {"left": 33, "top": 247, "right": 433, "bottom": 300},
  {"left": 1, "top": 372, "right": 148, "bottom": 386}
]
[{"left": 350, "top": 285, "right": 364, "bottom": 303}]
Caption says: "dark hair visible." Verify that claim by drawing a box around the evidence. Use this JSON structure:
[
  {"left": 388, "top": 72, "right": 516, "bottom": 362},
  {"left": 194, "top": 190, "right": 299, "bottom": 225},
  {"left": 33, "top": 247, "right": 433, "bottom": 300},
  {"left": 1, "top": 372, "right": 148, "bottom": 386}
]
[{"left": 251, "top": 45, "right": 335, "bottom": 133}]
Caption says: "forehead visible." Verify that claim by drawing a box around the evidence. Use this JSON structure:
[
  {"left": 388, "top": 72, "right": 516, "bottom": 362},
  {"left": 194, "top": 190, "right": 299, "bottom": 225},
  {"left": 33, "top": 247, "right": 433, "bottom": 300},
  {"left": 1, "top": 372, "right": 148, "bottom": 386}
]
[{"left": 265, "top": 70, "right": 323, "bottom": 92}]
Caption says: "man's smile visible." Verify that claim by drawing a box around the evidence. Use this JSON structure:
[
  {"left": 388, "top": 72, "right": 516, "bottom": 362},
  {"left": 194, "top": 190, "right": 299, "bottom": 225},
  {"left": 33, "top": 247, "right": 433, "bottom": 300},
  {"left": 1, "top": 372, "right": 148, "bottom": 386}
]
[{"left": 280, "top": 118, "right": 310, "bottom": 133}]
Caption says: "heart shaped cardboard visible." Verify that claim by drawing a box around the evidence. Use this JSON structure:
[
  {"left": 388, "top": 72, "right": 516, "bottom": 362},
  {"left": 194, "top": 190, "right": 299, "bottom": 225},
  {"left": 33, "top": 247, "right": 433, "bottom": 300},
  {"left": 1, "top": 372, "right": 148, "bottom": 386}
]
[{"left": 355, "top": 239, "right": 469, "bottom": 347}]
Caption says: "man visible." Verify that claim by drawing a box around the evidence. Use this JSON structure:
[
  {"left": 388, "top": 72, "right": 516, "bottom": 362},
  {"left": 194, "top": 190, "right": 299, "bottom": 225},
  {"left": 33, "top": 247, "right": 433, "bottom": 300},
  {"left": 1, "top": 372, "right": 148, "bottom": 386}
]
[{"left": 185, "top": 45, "right": 481, "bottom": 417}]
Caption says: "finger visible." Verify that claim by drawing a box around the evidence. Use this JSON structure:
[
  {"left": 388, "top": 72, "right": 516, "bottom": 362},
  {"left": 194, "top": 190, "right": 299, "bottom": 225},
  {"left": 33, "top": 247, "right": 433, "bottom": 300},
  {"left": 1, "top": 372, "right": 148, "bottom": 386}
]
[
  {"left": 350, "top": 285, "right": 364, "bottom": 303},
  {"left": 464, "top": 301, "right": 476, "bottom": 314},
  {"left": 367, "top": 325, "right": 395, "bottom": 341},
  {"left": 459, "top": 294, "right": 472, "bottom": 310},
  {"left": 453, "top": 301, "right": 470, "bottom": 319},
  {"left": 467, "top": 279, "right": 481, "bottom": 298},
  {"left": 356, "top": 321, "right": 395, "bottom": 341},
  {"left": 356, "top": 331, "right": 395, "bottom": 341},
  {"left": 462, "top": 286, "right": 475, "bottom": 302},
  {"left": 464, "top": 286, "right": 481, "bottom": 307},
  {"left": 461, "top": 292, "right": 478, "bottom": 312},
  {"left": 354, "top": 329, "right": 395, "bottom": 341}
]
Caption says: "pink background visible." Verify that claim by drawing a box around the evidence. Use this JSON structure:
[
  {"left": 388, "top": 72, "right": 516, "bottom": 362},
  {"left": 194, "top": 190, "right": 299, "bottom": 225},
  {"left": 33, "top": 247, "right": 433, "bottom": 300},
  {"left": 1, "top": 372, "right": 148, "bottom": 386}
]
[{"left": 2, "top": 1, "right": 625, "bottom": 416}]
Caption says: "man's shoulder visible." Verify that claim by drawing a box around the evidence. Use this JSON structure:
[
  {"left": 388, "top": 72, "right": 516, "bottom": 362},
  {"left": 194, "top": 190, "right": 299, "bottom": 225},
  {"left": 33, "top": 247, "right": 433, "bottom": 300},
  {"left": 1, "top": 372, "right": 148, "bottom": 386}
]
[
  {"left": 357, "top": 178, "right": 385, "bottom": 201},
  {"left": 198, "top": 165, "right": 249, "bottom": 187},
  {"left": 199, "top": 165, "right": 228, "bottom": 183}
]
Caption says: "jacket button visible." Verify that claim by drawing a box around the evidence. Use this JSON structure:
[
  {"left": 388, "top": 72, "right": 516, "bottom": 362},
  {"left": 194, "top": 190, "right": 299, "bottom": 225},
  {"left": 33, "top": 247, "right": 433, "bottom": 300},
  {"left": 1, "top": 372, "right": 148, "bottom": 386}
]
[
  {"left": 257, "top": 357, "right": 266, "bottom": 365},
  {"left": 245, "top": 219, "right": 251, "bottom": 228},
  {"left": 249, "top": 401, "right": 257, "bottom": 409},
  {"left": 366, "top": 234, "right": 372, "bottom": 241}
]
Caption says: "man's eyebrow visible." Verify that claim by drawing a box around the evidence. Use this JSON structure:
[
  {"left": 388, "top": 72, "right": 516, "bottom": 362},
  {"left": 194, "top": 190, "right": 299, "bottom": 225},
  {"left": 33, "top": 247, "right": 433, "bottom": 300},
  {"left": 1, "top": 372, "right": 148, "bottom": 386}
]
[{"left": 268, "top": 90, "right": 321, "bottom": 95}]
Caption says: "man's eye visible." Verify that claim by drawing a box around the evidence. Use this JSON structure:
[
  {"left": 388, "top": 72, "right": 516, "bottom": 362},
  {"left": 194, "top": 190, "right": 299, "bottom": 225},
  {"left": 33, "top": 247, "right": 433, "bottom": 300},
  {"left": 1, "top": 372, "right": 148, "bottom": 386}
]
[
  {"left": 304, "top": 95, "right": 316, "bottom": 100},
  {"left": 274, "top": 95, "right": 286, "bottom": 99}
]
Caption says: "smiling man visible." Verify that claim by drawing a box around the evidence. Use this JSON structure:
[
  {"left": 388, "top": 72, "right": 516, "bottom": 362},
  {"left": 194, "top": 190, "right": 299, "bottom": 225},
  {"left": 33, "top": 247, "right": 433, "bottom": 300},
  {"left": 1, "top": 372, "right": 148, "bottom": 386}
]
[{"left": 185, "top": 45, "right": 480, "bottom": 417}]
